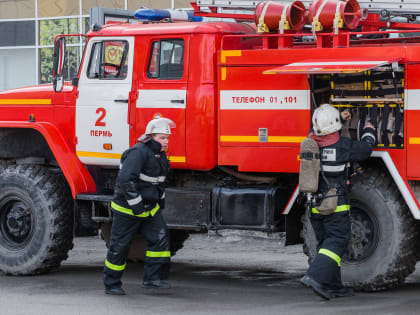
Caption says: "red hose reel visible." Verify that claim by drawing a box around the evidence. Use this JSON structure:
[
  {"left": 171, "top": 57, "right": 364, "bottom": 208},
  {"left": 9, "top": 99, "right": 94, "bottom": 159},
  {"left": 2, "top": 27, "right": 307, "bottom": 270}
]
[
  {"left": 255, "top": 0, "right": 366, "bottom": 34},
  {"left": 308, "top": 0, "right": 367, "bottom": 33},
  {"left": 255, "top": 1, "right": 307, "bottom": 33}
]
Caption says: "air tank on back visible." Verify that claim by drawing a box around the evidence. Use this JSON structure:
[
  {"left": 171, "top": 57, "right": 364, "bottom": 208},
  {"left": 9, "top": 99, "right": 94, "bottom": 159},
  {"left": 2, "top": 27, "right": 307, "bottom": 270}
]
[{"left": 254, "top": 1, "right": 307, "bottom": 33}]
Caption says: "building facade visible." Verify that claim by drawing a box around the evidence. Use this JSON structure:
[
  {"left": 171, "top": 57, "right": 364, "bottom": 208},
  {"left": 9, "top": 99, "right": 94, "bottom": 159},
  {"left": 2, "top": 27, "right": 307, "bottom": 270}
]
[{"left": 0, "top": 0, "right": 190, "bottom": 91}]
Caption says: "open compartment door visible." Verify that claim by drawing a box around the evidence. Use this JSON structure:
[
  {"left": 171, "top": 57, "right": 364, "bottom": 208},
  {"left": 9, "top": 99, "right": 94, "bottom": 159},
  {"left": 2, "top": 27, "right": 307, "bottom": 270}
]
[{"left": 263, "top": 58, "right": 401, "bottom": 74}]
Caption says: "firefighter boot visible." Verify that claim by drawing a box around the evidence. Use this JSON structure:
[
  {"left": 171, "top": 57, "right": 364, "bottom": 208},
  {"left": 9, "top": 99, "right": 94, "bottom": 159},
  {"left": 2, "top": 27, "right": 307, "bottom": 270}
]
[
  {"left": 105, "top": 287, "right": 126, "bottom": 295},
  {"left": 142, "top": 280, "right": 171, "bottom": 289},
  {"left": 300, "top": 275, "right": 333, "bottom": 300}
]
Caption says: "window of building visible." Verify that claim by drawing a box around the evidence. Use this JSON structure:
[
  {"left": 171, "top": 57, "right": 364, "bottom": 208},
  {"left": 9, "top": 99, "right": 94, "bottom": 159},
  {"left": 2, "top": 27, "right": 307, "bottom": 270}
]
[
  {"left": 0, "top": 0, "right": 35, "bottom": 19},
  {"left": 82, "top": 0, "right": 125, "bottom": 14},
  {"left": 0, "top": 49, "right": 36, "bottom": 91},
  {"left": 147, "top": 39, "right": 184, "bottom": 80},
  {"left": 39, "top": 18, "right": 79, "bottom": 45},
  {"left": 0, "top": 0, "right": 185, "bottom": 91},
  {"left": 0, "top": 21, "right": 36, "bottom": 46},
  {"left": 128, "top": 0, "right": 171, "bottom": 10},
  {"left": 87, "top": 40, "right": 129, "bottom": 79},
  {"left": 39, "top": 17, "right": 89, "bottom": 83},
  {"left": 174, "top": 0, "right": 191, "bottom": 9},
  {"left": 40, "top": 45, "right": 81, "bottom": 84},
  {"left": 38, "top": 0, "right": 79, "bottom": 18}
]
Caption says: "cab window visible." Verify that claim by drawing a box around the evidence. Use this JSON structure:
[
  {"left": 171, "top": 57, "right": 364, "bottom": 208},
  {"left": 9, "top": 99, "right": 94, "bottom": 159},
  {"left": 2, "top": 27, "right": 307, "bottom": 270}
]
[
  {"left": 87, "top": 40, "right": 129, "bottom": 79},
  {"left": 147, "top": 39, "right": 184, "bottom": 80}
]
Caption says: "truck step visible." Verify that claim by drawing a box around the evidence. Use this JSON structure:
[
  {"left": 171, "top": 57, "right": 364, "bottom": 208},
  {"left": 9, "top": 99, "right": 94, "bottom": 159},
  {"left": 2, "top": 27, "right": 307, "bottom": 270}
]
[{"left": 76, "top": 194, "right": 113, "bottom": 202}]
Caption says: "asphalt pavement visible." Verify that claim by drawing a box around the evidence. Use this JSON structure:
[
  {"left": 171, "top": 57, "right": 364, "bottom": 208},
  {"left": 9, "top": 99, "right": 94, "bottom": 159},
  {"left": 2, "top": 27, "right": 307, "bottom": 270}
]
[{"left": 0, "top": 231, "right": 420, "bottom": 315}]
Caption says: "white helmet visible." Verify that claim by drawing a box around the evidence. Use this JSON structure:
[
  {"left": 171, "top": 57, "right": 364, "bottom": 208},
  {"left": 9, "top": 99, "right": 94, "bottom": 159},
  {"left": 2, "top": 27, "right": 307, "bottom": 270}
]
[
  {"left": 145, "top": 117, "right": 176, "bottom": 135},
  {"left": 312, "top": 104, "right": 341, "bottom": 136}
]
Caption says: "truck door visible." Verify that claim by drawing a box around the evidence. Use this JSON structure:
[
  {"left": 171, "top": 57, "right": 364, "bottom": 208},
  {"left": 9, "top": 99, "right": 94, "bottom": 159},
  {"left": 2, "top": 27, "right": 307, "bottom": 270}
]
[
  {"left": 76, "top": 36, "right": 134, "bottom": 166},
  {"left": 135, "top": 36, "right": 188, "bottom": 167}
]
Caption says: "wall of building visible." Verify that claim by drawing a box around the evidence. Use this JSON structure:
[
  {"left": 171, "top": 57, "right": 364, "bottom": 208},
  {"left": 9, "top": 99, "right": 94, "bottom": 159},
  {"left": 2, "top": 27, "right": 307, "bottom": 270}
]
[{"left": 0, "top": 0, "right": 191, "bottom": 91}]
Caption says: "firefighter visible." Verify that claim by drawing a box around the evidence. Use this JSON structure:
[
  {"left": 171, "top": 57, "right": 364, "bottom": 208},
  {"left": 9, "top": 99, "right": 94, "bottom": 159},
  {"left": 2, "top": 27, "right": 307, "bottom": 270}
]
[
  {"left": 300, "top": 104, "right": 376, "bottom": 300},
  {"left": 103, "top": 117, "right": 175, "bottom": 295}
]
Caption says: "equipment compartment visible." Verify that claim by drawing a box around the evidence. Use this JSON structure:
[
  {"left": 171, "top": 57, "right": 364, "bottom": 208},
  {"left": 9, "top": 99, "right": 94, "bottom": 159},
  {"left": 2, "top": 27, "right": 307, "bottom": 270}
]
[{"left": 312, "top": 64, "right": 405, "bottom": 148}]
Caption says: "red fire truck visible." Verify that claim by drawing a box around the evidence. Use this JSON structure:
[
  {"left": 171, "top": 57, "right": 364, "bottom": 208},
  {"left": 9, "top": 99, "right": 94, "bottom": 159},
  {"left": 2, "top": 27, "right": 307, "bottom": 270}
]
[{"left": 0, "top": 0, "right": 419, "bottom": 291}]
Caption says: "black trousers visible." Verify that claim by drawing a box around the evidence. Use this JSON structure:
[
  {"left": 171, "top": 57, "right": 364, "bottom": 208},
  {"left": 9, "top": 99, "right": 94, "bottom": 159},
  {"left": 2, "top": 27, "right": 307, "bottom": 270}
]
[
  {"left": 307, "top": 211, "right": 351, "bottom": 289},
  {"left": 103, "top": 210, "right": 170, "bottom": 289}
]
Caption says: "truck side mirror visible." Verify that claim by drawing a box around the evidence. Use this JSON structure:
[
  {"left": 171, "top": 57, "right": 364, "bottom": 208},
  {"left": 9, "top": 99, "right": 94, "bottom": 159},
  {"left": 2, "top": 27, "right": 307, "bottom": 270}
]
[{"left": 53, "top": 37, "right": 65, "bottom": 92}]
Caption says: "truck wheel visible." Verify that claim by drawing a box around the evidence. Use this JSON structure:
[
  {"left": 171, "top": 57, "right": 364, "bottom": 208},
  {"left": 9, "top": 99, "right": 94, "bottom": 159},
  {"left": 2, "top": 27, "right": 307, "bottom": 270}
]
[
  {"left": 302, "top": 168, "right": 418, "bottom": 291},
  {"left": 0, "top": 165, "right": 73, "bottom": 275},
  {"left": 101, "top": 223, "right": 189, "bottom": 262}
]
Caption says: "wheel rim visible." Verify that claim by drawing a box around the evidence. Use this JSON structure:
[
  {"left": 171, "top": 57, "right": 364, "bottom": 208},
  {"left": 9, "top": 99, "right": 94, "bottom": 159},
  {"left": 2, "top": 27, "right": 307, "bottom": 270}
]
[
  {"left": 0, "top": 193, "right": 34, "bottom": 250},
  {"left": 344, "top": 202, "right": 379, "bottom": 263}
]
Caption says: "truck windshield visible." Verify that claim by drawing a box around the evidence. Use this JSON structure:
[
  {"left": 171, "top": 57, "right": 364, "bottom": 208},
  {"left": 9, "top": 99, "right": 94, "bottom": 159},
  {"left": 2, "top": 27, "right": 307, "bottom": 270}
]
[{"left": 87, "top": 40, "right": 129, "bottom": 80}]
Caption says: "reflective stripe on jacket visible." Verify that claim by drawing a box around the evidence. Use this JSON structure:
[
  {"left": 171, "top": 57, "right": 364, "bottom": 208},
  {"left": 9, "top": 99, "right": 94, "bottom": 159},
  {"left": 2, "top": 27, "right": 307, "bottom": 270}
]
[
  {"left": 112, "top": 138, "right": 169, "bottom": 219},
  {"left": 316, "top": 127, "right": 375, "bottom": 209}
]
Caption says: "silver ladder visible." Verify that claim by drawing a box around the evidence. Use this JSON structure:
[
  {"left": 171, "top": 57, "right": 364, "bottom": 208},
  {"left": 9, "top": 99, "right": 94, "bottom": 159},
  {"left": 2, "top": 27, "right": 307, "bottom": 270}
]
[{"left": 195, "top": 0, "right": 420, "bottom": 14}]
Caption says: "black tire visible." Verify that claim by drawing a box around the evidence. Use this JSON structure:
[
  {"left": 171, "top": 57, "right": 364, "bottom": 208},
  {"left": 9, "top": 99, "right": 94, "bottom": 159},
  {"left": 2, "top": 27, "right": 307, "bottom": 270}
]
[
  {"left": 302, "top": 168, "right": 419, "bottom": 291},
  {"left": 0, "top": 165, "right": 73, "bottom": 275},
  {"left": 101, "top": 223, "right": 189, "bottom": 262}
]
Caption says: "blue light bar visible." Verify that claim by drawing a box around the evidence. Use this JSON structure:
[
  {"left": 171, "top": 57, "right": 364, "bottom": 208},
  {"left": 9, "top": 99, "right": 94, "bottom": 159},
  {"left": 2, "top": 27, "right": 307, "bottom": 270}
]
[
  {"left": 134, "top": 9, "right": 169, "bottom": 21},
  {"left": 134, "top": 9, "right": 202, "bottom": 22}
]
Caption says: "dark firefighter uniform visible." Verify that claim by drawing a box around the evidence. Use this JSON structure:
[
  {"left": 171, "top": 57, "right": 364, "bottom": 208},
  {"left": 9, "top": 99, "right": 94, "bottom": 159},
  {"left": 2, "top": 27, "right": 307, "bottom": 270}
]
[
  {"left": 305, "top": 127, "right": 376, "bottom": 297},
  {"left": 104, "top": 137, "right": 170, "bottom": 292}
]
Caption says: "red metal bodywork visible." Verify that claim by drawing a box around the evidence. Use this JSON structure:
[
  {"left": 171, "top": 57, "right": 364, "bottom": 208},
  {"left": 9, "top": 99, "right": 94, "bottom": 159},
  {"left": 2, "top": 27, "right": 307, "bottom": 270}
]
[
  {"left": 0, "top": 20, "right": 419, "bottom": 206},
  {"left": 0, "top": 85, "right": 95, "bottom": 197}
]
